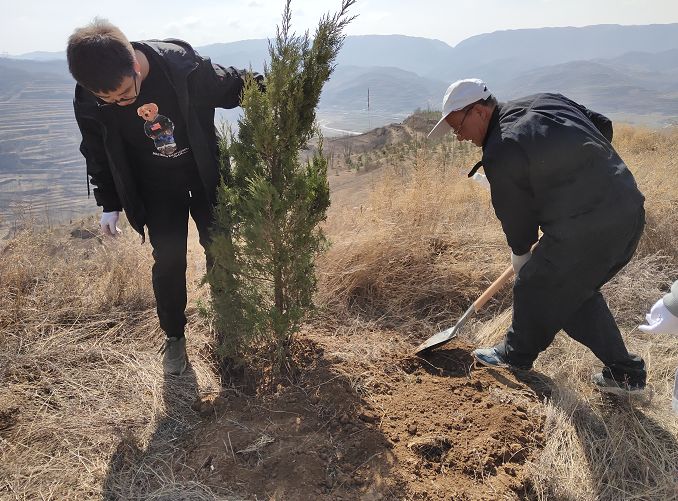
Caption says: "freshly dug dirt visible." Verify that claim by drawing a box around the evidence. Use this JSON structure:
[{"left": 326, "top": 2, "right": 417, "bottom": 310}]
[{"left": 177, "top": 339, "right": 546, "bottom": 500}]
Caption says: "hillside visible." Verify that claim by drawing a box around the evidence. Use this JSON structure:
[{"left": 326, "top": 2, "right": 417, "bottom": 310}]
[
  {"left": 0, "top": 74, "right": 90, "bottom": 240},
  {"left": 319, "top": 66, "right": 447, "bottom": 114},
  {"left": 1, "top": 119, "right": 677, "bottom": 499}
]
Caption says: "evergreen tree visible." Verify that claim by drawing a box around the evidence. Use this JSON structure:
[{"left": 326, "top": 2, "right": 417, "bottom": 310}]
[{"left": 208, "top": 0, "right": 355, "bottom": 370}]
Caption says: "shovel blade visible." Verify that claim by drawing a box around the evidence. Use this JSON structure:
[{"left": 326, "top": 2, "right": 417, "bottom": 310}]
[
  {"left": 413, "top": 324, "right": 460, "bottom": 355},
  {"left": 413, "top": 304, "right": 476, "bottom": 355}
]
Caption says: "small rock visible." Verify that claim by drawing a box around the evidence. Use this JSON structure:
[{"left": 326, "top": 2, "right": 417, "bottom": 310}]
[
  {"left": 408, "top": 424, "right": 418, "bottom": 435},
  {"left": 340, "top": 413, "right": 350, "bottom": 425},
  {"left": 359, "top": 411, "right": 379, "bottom": 423},
  {"left": 310, "top": 395, "right": 320, "bottom": 405}
]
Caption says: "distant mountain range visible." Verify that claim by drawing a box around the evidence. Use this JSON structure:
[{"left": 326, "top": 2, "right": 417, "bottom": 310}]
[
  {"left": 3, "top": 23, "right": 678, "bottom": 235},
  {"left": 3, "top": 23, "right": 678, "bottom": 127}
]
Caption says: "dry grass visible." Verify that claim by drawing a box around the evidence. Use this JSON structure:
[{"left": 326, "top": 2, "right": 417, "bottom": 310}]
[
  {"left": 1, "top": 124, "right": 677, "bottom": 499},
  {"left": 615, "top": 125, "right": 678, "bottom": 262},
  {"left": 0, "top": 221, "right": 225, "bottom": 499},
  {"left": 318, "top": 139, "right": 510, "bottom": 334}
]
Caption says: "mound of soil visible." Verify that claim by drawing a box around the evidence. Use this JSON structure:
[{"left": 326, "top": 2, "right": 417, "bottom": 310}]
[{"left": 177, "top": 338, "right": 546, "bottom": 500}]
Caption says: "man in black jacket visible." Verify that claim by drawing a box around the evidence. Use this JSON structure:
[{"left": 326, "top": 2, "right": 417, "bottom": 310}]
[
  {"left": 428, "top": 78, "right": 647, "bottom": 394},
  {"left": 67, "top": 19, "right": 258, "bottom": 375}
]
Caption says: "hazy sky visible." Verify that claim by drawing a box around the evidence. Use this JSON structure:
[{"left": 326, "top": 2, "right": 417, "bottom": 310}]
[{"left": 1, "top": 0, "right": 677, "bottom": 55}]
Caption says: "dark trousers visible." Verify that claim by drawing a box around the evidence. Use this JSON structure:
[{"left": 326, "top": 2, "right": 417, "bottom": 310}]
[
  {"left": 143, "top": 181, "right": 213, "bottom": 338},
  {"left": 501, "top": 208, "right": 646, "bottom": 385}
]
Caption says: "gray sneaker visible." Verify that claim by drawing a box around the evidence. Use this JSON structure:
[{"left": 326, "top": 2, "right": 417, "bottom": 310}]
[
  {"left": 160, "top": 336, "right": 188, "bottom": 375},
  {"left": 472, "top": 346, "right": 532, "bottom": 370},
  {"left": 472, "top": 347, "right": 511, "bottom": 368}
]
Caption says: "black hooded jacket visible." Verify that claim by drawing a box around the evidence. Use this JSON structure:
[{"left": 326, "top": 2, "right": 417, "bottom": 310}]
[
  {"left": 73, "top": 39, "right": 254, "bottom": 237},
  {"left": 479, "top": 93, "right": 644, "bottom": 256}
]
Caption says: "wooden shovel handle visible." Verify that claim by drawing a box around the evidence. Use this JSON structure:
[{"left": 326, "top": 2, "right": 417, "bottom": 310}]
[{"left": 473, "top": 265, "right": 514, "bottom": 312}]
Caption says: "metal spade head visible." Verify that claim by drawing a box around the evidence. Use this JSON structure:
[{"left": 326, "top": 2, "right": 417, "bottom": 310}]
[{"left": 414, "top": 304, "right": 476, "bottom": 355}]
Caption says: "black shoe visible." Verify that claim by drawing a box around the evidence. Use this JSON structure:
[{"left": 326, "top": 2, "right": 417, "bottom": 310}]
[{"left": 592, "top": 369, "right": 646, "bottom": 396}]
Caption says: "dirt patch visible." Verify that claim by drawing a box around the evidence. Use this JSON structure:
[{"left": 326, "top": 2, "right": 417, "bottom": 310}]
[
  {"left": 175, "top": 340, "right": 402, "bottom": 499},
  {"left": 375, "top": 347, "right": 546, "bottom": 500},
  {"left": 177, "top": 338, "right": 546, "bottom": 500}
]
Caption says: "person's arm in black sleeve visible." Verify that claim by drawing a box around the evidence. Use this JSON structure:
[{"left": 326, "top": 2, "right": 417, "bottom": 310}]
[
  {"left": 74, "top": 108, "right": 122, "bottom": 212},
  {"left": 486, "top": 141, "right": 539, "bottom": 255},
  {"left": 191, "top": 53, "right": 264, "bottom": 109}
]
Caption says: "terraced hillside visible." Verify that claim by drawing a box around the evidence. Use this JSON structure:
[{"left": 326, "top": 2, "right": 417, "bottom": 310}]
[{"left": 0, "top": 80, "right": 93, "bottom": 239}]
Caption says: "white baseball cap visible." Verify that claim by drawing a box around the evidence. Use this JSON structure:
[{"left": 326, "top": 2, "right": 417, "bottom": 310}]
[{"left": 428, "top": 78, "right": 491, "bottom": 139}]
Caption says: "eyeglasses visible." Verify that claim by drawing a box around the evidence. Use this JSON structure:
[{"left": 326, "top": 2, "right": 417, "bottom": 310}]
[
  {"left": 95, "top": 73, "right": 139, "bottom": 107},
  {"left": 446, "top": 104, "right": 474, "bottom": 135}
]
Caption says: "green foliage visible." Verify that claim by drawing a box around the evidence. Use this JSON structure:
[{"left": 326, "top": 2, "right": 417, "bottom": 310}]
[{"left": 208, "top": 0, "right": 355, "bottom": 370}]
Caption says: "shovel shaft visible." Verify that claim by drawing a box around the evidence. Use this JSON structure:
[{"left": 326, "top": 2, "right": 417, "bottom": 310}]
[
  {"left": 414, "top": 263, "right": 521, "bottom": 355},
  {"left": 473, "top": 265, "right": 514, "bottom": 312}
]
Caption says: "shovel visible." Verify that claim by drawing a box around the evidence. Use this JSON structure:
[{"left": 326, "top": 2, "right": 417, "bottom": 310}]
[{"left": 414, "top": 264, "right": 515, "bottom": 355}]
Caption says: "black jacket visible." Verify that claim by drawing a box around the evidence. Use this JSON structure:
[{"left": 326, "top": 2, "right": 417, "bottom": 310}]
[
  {"left": 480, "top": 93, "right": 644, "bottom": 255},
  {"left": 73, "top": 39, "right": 252, "bottom": 237}
]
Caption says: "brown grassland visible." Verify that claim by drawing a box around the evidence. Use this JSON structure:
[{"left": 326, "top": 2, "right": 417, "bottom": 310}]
[{"left": 1, "top": 117, "right": 677, "bottom": 500}]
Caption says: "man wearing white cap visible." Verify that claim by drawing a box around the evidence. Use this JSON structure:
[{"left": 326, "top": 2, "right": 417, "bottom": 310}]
[{"left": 429, "top": 79, "right": 647, "bottom": 394}]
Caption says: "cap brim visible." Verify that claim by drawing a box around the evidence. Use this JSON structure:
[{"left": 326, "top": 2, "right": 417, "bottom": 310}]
[{"left": 428, "top": 114, "right": 452, "bottom": 140}]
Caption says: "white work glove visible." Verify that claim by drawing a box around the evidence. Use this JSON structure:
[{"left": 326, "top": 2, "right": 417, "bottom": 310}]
[
  {"left": 471, "top": 172, "right": 490, "bottom": 190},
  {"left": 100, "top": 211, "right": 121, "bottom": 237},
  {"left": 638, "top": 299, "right": 678, "bottom": 335},
  {"left": 511, "top": 251, "right": 531, "bottom": 275}
]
